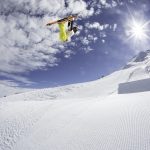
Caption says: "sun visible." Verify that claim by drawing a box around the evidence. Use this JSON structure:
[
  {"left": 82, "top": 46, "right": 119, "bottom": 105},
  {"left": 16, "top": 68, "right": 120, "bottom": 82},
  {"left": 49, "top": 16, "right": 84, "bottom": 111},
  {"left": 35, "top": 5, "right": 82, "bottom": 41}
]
[
  {"left": 127, "top": 19, "right": 150, "bottom": 42},
  {"left": 131, "top": 22, "right": 147, "bottom": 40}
]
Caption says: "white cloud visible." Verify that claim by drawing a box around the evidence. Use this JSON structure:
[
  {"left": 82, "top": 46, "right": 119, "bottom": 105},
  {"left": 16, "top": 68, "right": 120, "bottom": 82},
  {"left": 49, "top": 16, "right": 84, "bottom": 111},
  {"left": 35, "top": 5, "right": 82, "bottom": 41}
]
[
  {"left": 0, "top": 0, "right": 92, "bottom": 77},
  {"left": 100, "top": 0, "right": 107, "bottom": 5},
  {"left": 79, "top": 32, "right": 98, "bottom": 46},
  {"left": 100, "top": 32, "right": 107, "bottom": 38},
  {"left": 39, "top": 0, "right": 63, "bottom": 13},
  {"left": 95, "top": 9, "right": 102, "bottom": 15},
  {"left": 85, "top": 22, "right": 110, "bottom": 31},
  {"left": 99, "top": 0, "right": 118, "bottom": 8},
  {"left": 66, "top": 0, "right": 94, "bottom": 17},
  {"left": 82, "top": 7, "right": 94, "bottom": 17},
  {"left": 112, "top": 0, "right": 118, "bottom": 7},
  {"left": 84, "top": 46, "right": 93, "bottom": 53},
  {"left": 81, "top": 37, "right": 90, "bottom": 45},
  {"left": 64, "top": 50, "right": 75, "bottom": 58},
  {"left": 67, "top": 0, "right": 87, "bottom": 14},
  {"left": 88, "top": 35, "right": 98, "bottom": 42},
  {"left": 113, "top": 24, "right": 117, "bottom": 31},
  {"left": 0, "top": 72, "right": 34, "bottom": 85},
  {"left": 0, "top": 80, "right": 19, "bottom": 87},
  {"left": 0, "top": 0, "right": 94, "bottom": 91},
  {"left": 102, "top": 39, "right": 105, "bottom": 43}
]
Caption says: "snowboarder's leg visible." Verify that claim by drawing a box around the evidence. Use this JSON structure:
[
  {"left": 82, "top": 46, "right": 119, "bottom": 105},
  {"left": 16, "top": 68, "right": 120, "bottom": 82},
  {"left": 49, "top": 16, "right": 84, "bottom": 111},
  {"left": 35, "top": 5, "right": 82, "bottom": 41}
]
[
  {"left": 70, "top": 21, "right": 73, "bottom": 30},
  {"left": 58, "top": 23, "right": 67, "bottom": 42},
  {"left": 68, "top": 21, "right": 74, "bottom": 31},
  {"left": 68, "top": 22, "right": 71, "bottom": 28}
]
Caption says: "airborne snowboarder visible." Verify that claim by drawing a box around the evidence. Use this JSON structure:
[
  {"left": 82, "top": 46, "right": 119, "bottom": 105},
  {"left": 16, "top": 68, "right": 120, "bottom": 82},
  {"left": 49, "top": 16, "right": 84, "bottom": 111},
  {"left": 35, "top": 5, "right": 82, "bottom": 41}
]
[{"left": 46, "top": 15, "right": 78, "bottom": 42}]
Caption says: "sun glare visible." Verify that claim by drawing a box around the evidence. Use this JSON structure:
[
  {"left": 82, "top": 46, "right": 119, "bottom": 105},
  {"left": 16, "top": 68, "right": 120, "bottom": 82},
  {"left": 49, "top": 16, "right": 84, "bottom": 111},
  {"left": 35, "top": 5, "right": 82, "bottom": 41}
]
[
  {"left": 127, "top": 19, "right": 150, "bottom": 42},
  {"left": 132, "top": 22, "right": 146, "bottom": 39}
]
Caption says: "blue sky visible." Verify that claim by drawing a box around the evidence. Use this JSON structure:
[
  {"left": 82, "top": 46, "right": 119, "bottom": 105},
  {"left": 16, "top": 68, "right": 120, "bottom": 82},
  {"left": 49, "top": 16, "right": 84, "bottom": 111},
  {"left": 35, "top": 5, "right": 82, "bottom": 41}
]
[{"left": 0, "top": 0, "right": 150, "bottom": 91}]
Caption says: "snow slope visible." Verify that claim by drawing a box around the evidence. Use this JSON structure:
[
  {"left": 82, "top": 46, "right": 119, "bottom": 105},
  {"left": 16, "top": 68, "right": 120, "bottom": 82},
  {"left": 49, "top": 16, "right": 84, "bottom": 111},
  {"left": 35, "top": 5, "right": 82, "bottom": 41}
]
[
  {"left": 1, "top": 92, "right": 150, "bottom": 150},
  {"left": 1, "top": 50, "right": 150, "bottom": 150},
  {"left": 1, "top": 50, "right": 150, "bottom": 101},
  {"left": 0, "top": 83, "right": 30, "bottom": 98}
]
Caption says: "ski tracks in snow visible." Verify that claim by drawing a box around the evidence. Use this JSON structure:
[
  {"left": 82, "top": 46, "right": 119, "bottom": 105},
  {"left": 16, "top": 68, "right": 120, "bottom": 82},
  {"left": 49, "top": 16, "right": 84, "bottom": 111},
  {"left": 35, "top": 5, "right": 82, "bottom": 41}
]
[
  {"left": 9, "top": 93, "right": 150, "bottom": 150},
  {"left": 1, "top": 91, "right": 150, "bottom": 150},
  {"left": 0, "top": 100, "right": 53, "bottom": 150}
]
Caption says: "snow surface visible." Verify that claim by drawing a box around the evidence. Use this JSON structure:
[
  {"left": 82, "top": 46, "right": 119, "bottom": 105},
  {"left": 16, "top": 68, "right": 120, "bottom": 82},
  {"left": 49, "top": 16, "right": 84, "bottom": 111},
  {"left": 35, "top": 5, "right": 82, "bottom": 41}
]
[
  {"left": 1, "top": 92, "right": 150, "bottom": 150},
  {"left": 0, "top": 83, "right": 30, "bottom": 98},
  {"left": 0, "top": 50, "right": 150, "bottom": 150}
]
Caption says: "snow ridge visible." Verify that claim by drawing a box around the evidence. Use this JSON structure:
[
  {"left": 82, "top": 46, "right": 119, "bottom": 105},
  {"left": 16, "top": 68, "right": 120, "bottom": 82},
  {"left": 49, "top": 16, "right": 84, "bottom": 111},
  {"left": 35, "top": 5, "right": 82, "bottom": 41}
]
[{"left": 124, "top": 50, "right": 150, "bottom": 69}]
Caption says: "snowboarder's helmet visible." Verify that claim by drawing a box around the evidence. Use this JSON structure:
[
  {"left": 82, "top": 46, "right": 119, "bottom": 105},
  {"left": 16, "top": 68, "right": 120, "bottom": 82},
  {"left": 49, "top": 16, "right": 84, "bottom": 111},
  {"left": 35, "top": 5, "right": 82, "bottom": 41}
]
[{"left": 73, "top": 26, "right": 78, "bottom": 33}]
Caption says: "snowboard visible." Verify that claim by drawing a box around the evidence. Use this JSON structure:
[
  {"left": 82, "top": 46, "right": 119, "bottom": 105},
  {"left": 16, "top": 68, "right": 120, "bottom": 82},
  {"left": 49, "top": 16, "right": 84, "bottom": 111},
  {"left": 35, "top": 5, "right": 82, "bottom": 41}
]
[{"left": 46, "top": 15, "right": 78, "bottom": 26}]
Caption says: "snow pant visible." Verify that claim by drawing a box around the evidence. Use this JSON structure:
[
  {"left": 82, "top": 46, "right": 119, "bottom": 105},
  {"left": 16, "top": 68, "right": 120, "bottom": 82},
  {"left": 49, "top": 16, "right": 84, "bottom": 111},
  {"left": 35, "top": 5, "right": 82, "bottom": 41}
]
[
  {"left": 68, "top": 21, "right": 73, "bottom": 31},
  {"left": 58, "top": 23, "right": 68, "bottom": 42}
]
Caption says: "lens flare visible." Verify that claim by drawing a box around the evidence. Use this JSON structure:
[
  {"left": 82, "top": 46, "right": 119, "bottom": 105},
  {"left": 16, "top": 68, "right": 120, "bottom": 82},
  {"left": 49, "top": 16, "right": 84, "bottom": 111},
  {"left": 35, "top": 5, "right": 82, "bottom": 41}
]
[{"left": 127, "top": 19, "right": 150, "bottom": 42}]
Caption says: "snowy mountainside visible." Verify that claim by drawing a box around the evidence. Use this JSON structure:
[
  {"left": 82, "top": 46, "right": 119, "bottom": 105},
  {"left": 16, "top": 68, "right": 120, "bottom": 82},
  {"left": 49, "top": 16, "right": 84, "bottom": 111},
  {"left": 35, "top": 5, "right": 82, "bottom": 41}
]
[
  {"left": 0, "top": 70, "right": 135, "bottom": 101},
  {"left": 1, "top": 50, "right": 150, "bottom": 150},
  {"left": 124, "top": 50, "right": 150, "bottom": 67},
  {"left": 1, "top": 50, "right": 150, "bottom": 101},
  {"left": 123, "top": 50, "right": 150, "bottom": 80},
  {"left": 0, "top": 83, "right": 30, "bottom": 98}
]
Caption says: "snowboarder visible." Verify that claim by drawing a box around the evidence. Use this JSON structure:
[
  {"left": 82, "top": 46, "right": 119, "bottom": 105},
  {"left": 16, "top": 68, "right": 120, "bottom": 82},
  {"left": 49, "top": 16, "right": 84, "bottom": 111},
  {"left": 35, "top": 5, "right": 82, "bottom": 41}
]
[
  {"left": 58, "top": 20, "right": 78, "bottom": 42},
  {"left": 46, "top": 15, "right": 78, "bottom": 42}
]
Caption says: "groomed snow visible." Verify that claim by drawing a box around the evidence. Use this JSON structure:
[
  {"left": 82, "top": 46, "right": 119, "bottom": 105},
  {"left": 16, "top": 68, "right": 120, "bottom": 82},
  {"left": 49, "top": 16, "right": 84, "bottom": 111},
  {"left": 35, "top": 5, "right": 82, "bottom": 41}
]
[{"left": 0, "top": 92, "right": 150, "bottom": 150}]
